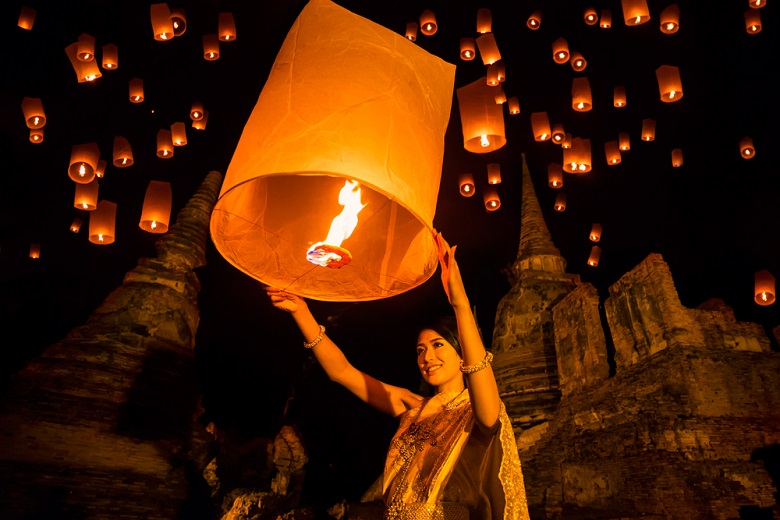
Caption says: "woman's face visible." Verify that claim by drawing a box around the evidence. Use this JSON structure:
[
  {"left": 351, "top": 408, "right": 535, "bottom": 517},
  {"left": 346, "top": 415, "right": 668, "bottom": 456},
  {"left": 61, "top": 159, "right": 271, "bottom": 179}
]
[{"left": 416, "top": 329, "right": 463, "bottom": 392}]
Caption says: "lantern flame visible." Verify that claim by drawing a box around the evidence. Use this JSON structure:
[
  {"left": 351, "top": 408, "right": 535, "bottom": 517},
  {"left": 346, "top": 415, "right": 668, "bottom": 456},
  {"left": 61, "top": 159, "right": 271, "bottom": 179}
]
[
  {"left": 85, "top": 74, "right": 96, "bottom": 81},
  {"left": 306, "top": 180, "right": 366, "bottom": 268},
  {"left": 541, "top": 133, "right": 548, "bottom": 140},
  {"left": 577, "top": 101, "right": 584, "bottom": 109},
  {"left": 761, "top": 292, "right": 768, "bottom": 302},
  {"left": 84, "top": 53, "right": 91, "bottom": 60},
  {"left": 635, "top": 15, "right": 641, "bottom": 23},
  {"left": 82, "top": 203, "right": 88, "bottom": 209},
  {"left": 173, "top": 21, "right": 179, "bottom": 29},
  {"left": 151, "top": 221, "right": 157, "bottom": 230},
  {"left": 667, "top": 23, "right": 675, "bottom": 30},
  {"left": 78, "top": 164, "right": 86, "bottom": 177},
  {"left": 669, "top": 90, "right": 676, "bottom": 99},
  {"left": 480, "top": 135, "right": 490, "bottom": 147},
  {"left": 33, "top": 117, "right": 40, "bottom": 125},
  {"left": 98, "top": 234, "right": 104, "bottom": 242},
  {"left": 161, "top": 33, "right": 168, "bottom": 40}
]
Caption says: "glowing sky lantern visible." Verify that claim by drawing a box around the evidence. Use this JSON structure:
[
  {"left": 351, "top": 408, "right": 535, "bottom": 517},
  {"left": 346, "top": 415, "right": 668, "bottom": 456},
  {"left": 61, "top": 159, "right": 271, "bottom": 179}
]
[
  {"left": 590, "top": 224, "right": 602, "bottom": 242},
  {"left": 600, "top": 9, "right": 612, "bottom": 28},
  {"left": 483, "top": 186, "right": 501, "bottom": 212},
  {"left": 548, "top": 163, "right": 563, "bottom": 188},
  {"left": 530, "top": 112, "right": 551, "bottom": 142},
  {"left": 458, "top": 173, "right": 475, "bottom": 197},
  {"left": 588, "top": 246, "right": 602, "bottom": 266},
  {"left": 150, "top": 3, "right": 174, "bottom": 41},
  {"left": 619, "top": 132, "right": 631, "bottom": 151},
  {"left": 102, "top": 44, "right": 119, "bottom": 70},
  {"left": 170, "top": 8, "right": 187, "bottom": 36},
  {"left": 656, "top": 65, "right": 683, "bottom": 102},
  {"left": 614, "top": 85, "right": 627, "bottom": 107},
  {"left": 89, "top": 200, "right": 117, "bottom": 245},
  {"left": 419, "top": 9, "right": 437, "bottom": 35},
  {"left": 660, "top": 4, "right": 680, "bottom": 34},
  {"left": 29, "top": 243, "right": 41, "bottom": 259},
  {"left": 487, "top": 163, "right": 501, "bottom": 185},
  {"left": 156, "top": 129, "right": 174, "bottom": 158},
  {"left": 70, "top": 218, "right": 83, "bottom": 233},
  {"left": 21, "top": 97, "right": 45, "bottom": 129},
  {"left": 671, "top": 148, "right": 684, "bottom": 167},
  {"left": 551, "top": 124, "right": 565, "bottom": 144},
  {"left": 203, "top": 34, "right": 220, "bottom": 60},
  {"left": 584, "top": 7, "right": 598, "bottom": 25},
  {"left": 139, "top": 181, "right": 172, "bottom": 234},
  {"left": 642, "top": 118, "right": 657, "bottom": 141},
  {"left": 77, "top": 33, "right": 95, "bottom": 62},
  {"left": 622, "top": 0, "right": 651, "bottom": 25},
  {"left": 755, "top": 270, "right": 776, "bottom": 306},
  {"left": 527, "top": 10, "right": 542, "bottom": 30},
  {"left": 476, "top": 33, "right": 501, "bottom": 65},
  {"left": 113, "top": 136, "right": 134, "bottom": 167},
  {"left": 552, "top": 37, "right": 569, "bottom": 64},
  {"left": 604, "top": 141, "right": 622, "bottom": 165},
  {"left": 477, "top": 8, "right": 492, "bottom": 33},
  {"left": 554, "top": 193, "right": 567, "bottom": 212},
  {"left": 65, "top": 42, "right": 102, "bottom": 83},
  {"left": 406, "top": 23, "right": 418, "bottom": 41},
  {"left": 457, "top": 77, "right": 506, "bottom": 153},
  {"left": 745, "top": 10, "right": 762, "bottom": 33},
  {"left": 740, "top": 137, "right": 756, "bottom": 158},
  {"left": 129, "top": 78, "right": 144, "bottom": 102},
  {"left": 218, "top": 12, "right": 237, "bottom": 41},
  {"left": 460, "top": 37, "right": 476, "bottom": 60},
  {"left": 18, "top": 6, "right": 36, "bottom": 30},
  {"left": 192, "top": 110, "right": 209, "bottom": 130},
  {"left": 68, "top": 142, "right": 100, "bottom": 184},
  {"left": 74, "top": 179, "right": 99, "bottom": 210},
  {"left": 507, "top": 96, "right": 520, "bottom": 115},
  {"left": 572, "top": 77, "right": 593, "bottom": 111}
]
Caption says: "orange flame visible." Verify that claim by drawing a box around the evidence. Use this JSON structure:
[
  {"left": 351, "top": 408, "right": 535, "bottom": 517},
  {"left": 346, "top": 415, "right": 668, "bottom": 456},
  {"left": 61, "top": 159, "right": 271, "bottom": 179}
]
[{"left": 307, "top": 180, "right": 366, "bottom": 267}]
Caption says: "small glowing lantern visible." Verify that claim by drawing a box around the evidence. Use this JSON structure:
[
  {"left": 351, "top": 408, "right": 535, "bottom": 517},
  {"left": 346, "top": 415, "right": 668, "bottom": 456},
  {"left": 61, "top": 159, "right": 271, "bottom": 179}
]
[
  {"left": 671, "top": 148, "right": 683, "bottom": 167},
  {"left": 29, "top": 243, "right": 41, "bottom": 259},
  {"left": 477, "top": 8, "right": 492, "bottom": 33},
  {"left": 157, "top": 129, "right": 174, "bottom": 158},
  {"left": 65, "top": 43, "right": 102, "bottom": 83},
  {"left": 460, "top": 38, "right": 475, "bottom": 60},
  {"left": 604, "top": 141, "right": 621, "bottom": 165},
  {"left": 554, "top": 193, "right": 567, "bottom": 212},
  {"left": 486, "top": 64, "right": 500, "bottom": 86},
  {"left": 487, "top": 61, "right": 506, "bottom": 84},
  {"left": 151, "top": 3, "right": 174, "bottom": 41},
  {"left": 530, "top": 112, "right": 552, "bottom": 142},
  {"left": 203, "top": 34, "right": 220, "bottom": 60},
  {"left": 21, "top": 97, "right": 45, "bottom": 129},
  {"left": 113, "top": 136, "right": 134, "bottom": 167},
  {"left": 406, "top": 23, "right": 418, "bottom": 41},
  {"left": 527, "top": 10, "right": 542, "bottom": 30},
  {"left": 755, "top": 270, "right": 776, "bottom": 306},
  {"left": 458, "top": 173, "right": 475, "bottom": 197},
  {"left": 494, "top": 86, "right": 507, "bottom": 105},
  {"left": 619, "top": 132, "right": 631, "bottom": 150},
  {"left": 740, "top": 136, "right": 755, "bottom": 158},
  {"left": 590, "top": 224, "right": 602, "bottom": 242},
  {"left": 77, "top": 33, "right": 96, "bottom": 61},
  {"left": 68, "top": 142, "right": 100, "bottom": 184},
  {"left": 584, "top": 7, "right": 598, "bottom": 25},
  {"left": 129, "top": 78, "right": 144, "bottom": 103},
  {"left": 600, "top": 9, "right": 613, "bottom": 28},
  {"left": 750, "top": 0, "right": 766, "bottom": 7},
  {"left": 548, "top": 163, "right": 563, "bottom": 188},
  {"left": 70, "top": 218, "right": 83, "bottom": 233},
  {"left": 457, "top": 77, "right": 506, "bottom": 153},
  {"left": 140, "top": 180, "right": 172, "bottom": 233},
  {"left": 170, "top": 8, "right": 187, "bottom": 36},
  {"left": 487, "top": 163, "right": 501, "bottom": 184},
  {"left": 564, "top": 137, "right": 592, "bottom": 173},
  {"left": 219, "top": 12, "right": 237, "bottom": 41},
  {"left": 572, "top": 77, "right": 592, "bottom": 111},
  {"left": 210, "top": 0, "right": 456, "bottom": 301},
  {"left": 552, "top": 37, "right": 569, "bottom": 64},
  {"left": 476, "top": 33, "right": 501, "bottom": 65},
  {"left": 622, "top": 0, "right": 651, "bottom": 25},
  {"left": 95, "top": 159, "right": 107, "bottom": 178},
  {"left": 507, "top": 96, "right": 520, "bottom": 115},
  {"left": 552, "top": 123, "right": 565, "bottom": 144},
  {"left": 745, "top": 10, "right": 762, "bottom": 33},
  {"left": 102, "top": 44, "right": 118, "bottom": 70},
  {"left": 587, "top": 246, "right": 602, "bottom": 266},
  {"left": 190, "top": 101, "right": 204, "bottom": 120},
  {"left": 29, "top": 128, "right": 44, "bottom": 143},
  {"left": 192, "top": 110, "right": 209, "bottom": 130},
  {"left": 483, "top": 186, "right": 501, "bottom": 212},
  {"left": 656, "top": 65, "right": 683, "bottom": 102},
  {"left": 561, "top": 133, "right": 572, "bottom": 149},
  {"left": 641, "top": 118, "right": 656, "bottom": 141},
  {"left": 419, "top": 10, "right": 437, "bottom": 35},
  {"left": 18, "top": 6, "right": 36, "bottom": 30},
  {"left": 89, "top": 200, "right": 117, "bottom": 245},
  {"left": 660, "top": 4, "right": 680, "bottom": 34},
  {"left": 570, "top": 51, "right": 587, "bottom": 71},
  {"left": 614, "top": 85, "right": 627, "bottom": 107},
  {"left": 171, "top": 122, "right": 187, "bottom": 146},
  {"left": 74, "top": 178, "right": 99, "bottom": 210}
]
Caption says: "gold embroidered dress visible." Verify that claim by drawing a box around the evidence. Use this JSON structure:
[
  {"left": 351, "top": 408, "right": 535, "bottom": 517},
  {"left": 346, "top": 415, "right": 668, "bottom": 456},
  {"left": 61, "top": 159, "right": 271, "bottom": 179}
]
[{"left": 383, "top": 391, "right": 529, "bottom": 520}]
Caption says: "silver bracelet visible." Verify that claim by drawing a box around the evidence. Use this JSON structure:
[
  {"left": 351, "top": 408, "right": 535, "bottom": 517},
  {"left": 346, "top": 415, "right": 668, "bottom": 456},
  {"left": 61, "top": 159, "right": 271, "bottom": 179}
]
[
  {"left": 459, "top": 351, "right": 493, "bottom": 374},
  {"left": 303, "top": 324, "right": 326, "bottom": 349}
]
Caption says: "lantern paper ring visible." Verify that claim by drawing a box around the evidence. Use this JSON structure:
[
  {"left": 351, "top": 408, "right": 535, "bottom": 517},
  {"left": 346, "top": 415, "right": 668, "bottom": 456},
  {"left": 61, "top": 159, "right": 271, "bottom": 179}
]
[{"left": 210, "top": 0, "right": 456, "bottom": 302}]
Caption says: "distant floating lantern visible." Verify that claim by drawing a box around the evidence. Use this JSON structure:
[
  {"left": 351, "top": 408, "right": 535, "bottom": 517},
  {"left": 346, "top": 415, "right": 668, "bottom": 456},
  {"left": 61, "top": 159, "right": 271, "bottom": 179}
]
[
  {"left": 129, "top": 78, "right": 144, "bottom": 102},
  {"left": 190, "top": 101, "right": 204, "bottom": 120},
  {"left": 587, "top": 245, "right": 602, "bottom": 266},
  {"left": 406, "top": 22, "right": 418, "bottom": 41},
  {"left": 489, "top": 61, "right": 506, "bottom": 83},
  {"left": 671, "top": 148, "right": 684, "bottom": 167},
  {"left": 89, "top": 200, "right": 117, "bottom": 245},
  {"left": 457, "top": 77, "right": 506, "bottom": 153},
  {"left": 458, "top": 173, "right": 475, "bottom": 197},
  {"left": 29, "top": 128, "right": 44, "bottom": 143},
  {"left": 29, "top": 243, "right": 41, "bottom": 259},
  {"left": 157, "top": 129, "right": 174, "bottom": 158},
  {"left": 614, "top": 85, "right": 627, "bottom": 107},
  {"left": 139, "top": 180, "right": 172, "bottom": 233},
  {"left": 74, "top": 178, "right": 99, "bottom": 210},
  {"left": 151, "top": 3, "right": 174, "bottom": 41},
  {"left": 487, "top": 163, "right": 501, "bottom": 184},
  {"left": 95, "top": 159, "right": 107, "bottom": 178},
  {"left": 656, "top": 65, "right": 683, "bottom": 102},
  {"left": 65, "top": 42, "right": 102, "bottom": 83},
  {"left": 192, "top": 110, "right": 209, "bottom": 130},
  {"left": 68, "top": 142, "right": 100, "bottom": 184},
  {"left": 210, "top": 0, "right": 456, "bottom": 302},
  {"left": 170, "top": 8, "right": 187, "bottom": 36},
  {"left": 483, "top": 186, "right": 501, "bottom": 212},
  {"left": 641, "top": 118, "right": 656, "bottom": 141},
  {"left": 419, "top": 9, "right": 437, "bottom": 35},
  {"left": 18, "top": 6, "right": 36, "bottom": 30},
  {"left": 561, "top": 133, "right": 572, "bottom": 149},
  {"left": 507, "top": 96, "right": 520, "bottom": 115},
  {"left": 551, "top": 123, "right": 565, "bottom": 144},
  {"left": 203, "top": 34, "right": 220, "bottom": 60},
  {"left": 70, "top": 218, "right": 83, "bottom": 233},
  {"left": 740, "top": 137, "right": 755, "bottom": 158},
  {"left": 530, "top": 111, "right": 552, "bottom": 142},
  {"left": 476, "top": 33, "right": 501, "bottom": 65},
  {"left": 77, "top": 33, "right": 96, "bottom": 61},
  {"left": 745, "top": 10, "right": 762, "bottom": 33},
  {"left": 570, "top": 51, "right": 587, "bottom": 71},
  {"left": 572, "top": 77, "right": 592, "bottom": 111},
  {"left": 113, "top": 136, "right": 134, "bottom": 167},
  {"left": 171, "top": 122, "right": 187, "bottom": 146},
  {"left": 477, "top": 8, "right": 492, "bottom": 33},
  {"left": 548, "top": 163, "right": 563, "bottom": 188},
  {"left": 552, "top": 37, "right": 569, "bottom": 64},
  {"left": 486, "top": 64, "right": 500, "bottom": 86},
  {"left": 219, "top": 12, "right": 237, "bottom": 41},
  {"left": 600, "top": 9, "right": 613, "bottom": 28},
  {"left": 604, "top": 141, "right": 622, "bottom": 165},
  {"left": 564, "top": 137, "right": 592, "bottom": 173},
  {"left": 584, "top": 7, "right": 598, "bottom": 25},
  {"left": 755, "top": 270, "right": 776, "bottom": 306},
  {"left": 102, "top": 44, "right": 118, "bottom": 70},
  {"left": 494, "top": 86, "right": 507, "bottom": 105},
  {"left": 554, "top": 193, "right": 567, "bottom": 212},
  {"left": 527, "top": 10, "right": 542, "bottom": 30},
  {"left": 590, "top": 224, "right": 602, "bottom": 242},
  {"left": 660, "top": 4, "right": 680, "bottom": 34},
  {"left": 460, "top": 38, "right": 475, "bottom": 60},
  {"left": 622, "top": 0, "right": 651, "bottom": 25},
  {"left": 21, "top": 97, "right": 45, "bottom": 129},
  {"left": 619, "top": 132, "right": 631, "bottom": 150}
]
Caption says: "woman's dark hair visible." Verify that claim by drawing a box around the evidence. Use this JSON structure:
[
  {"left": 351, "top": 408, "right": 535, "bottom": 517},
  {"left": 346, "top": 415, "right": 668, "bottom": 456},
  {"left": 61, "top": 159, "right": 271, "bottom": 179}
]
[{"left": 416, "top": 316, "right": 462, "bottom": 357}]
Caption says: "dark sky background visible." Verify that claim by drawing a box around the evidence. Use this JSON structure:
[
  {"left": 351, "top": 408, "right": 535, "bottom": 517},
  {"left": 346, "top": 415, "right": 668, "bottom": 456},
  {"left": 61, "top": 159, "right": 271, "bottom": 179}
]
[{"left": 2, "top": 0, "right": 779, "bottom": 508}]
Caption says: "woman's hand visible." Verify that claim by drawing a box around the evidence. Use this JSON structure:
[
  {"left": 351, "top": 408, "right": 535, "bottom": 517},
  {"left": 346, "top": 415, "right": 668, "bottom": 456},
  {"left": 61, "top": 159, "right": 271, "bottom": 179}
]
[
  {"left": 434, "top": 230, "right": 469, "bottom": 309},
  {"left": 264, "top": 286, "right": 306, "bottom": 314}
]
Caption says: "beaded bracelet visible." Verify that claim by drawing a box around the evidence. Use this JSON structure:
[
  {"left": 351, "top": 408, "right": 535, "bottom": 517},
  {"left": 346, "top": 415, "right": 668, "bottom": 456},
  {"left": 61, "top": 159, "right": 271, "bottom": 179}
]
[
  {"left": 303, "top": 324, "right": 326, "bottom": 349},
  {"left": 459, "top": 351, "right": 494, "bottom": 374}
]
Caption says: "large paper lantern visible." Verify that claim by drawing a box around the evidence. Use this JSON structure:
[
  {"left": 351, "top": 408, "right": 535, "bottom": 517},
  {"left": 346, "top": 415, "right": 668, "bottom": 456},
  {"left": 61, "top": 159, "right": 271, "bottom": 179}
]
[
  {"left": 89, "top": 200, "right": 117, "bottom": 245},
  {"left": 622, "top": 0, "right": 651, "bottom": 25},
  {"left": 29, "top": 243, "right": 41, "bottom": 259},
  {"left": 102, "top": 44, "right": 118, "bottom": 70},
  {"left": 68, "top": 142, "right": 100, "bottom": 183},
  {"left": 113, "top": 136, "right": 134, "bottom": 167},
  {"left": 170, "top": 8, "right": 187, "bottom": 36},
  {"left": 755, "top": 270, "right": 776, "bottom": 306},
  {"left": 671, "top": 148, "right": 684, "bottom": 167},
  {"left": 157, "top": 129, "right": 174, "bottom": 158},
  {"left": 587, "top": 246, "right": 602, "bottom": 266},
  {"left": 590, "top": 224, "right": 602, "bottom": 242},
  {"left": 487, "top": 163, "right": 501, "bottom": 184},
  {"left": 218, "top": 12, "right": 237, "bottom": 41},
  {"left": 406, "top": 23, "right": 418, "bottom": 41},
  {"left": 530, "top": 112, "right": 551, "bottom": 142},
  {"left": 458, "top": 173, "right": 475, "bottom": 197},
  {"left": 527, "top": 10, "right": 542, "bottom": 30},
  {"left": 77, "top": 33, "right": 95, "bottom": 61},
  {"left": 18, "top": 6, "right": 36, "bottom": 30},
  {"left": 74, "top": 178, "right": 99, "bottom": 210},
  {"left": 483, "top": 187, "right": 500, "bottom": 212},
  {"left": 572, "top": 77, "right": 592, "bottom": 111},
  {"left": 129, "top": 78, "right": 144, "bottom": 102},
  {"left": 419, "top": 10, "right": 437, "bottom": 35},
  {"left": 476, "top": 33, "right": 501, "bottom": 65},
  {"left": 457, "top": 77, "right": 506, "bottom": 153},
  {"left": 548, "top": 163, "right": 563, "bottom": 188},
  {"left": 656, "top": 65, "right": 683, "bottom": 102},
  {"left": 745, "top": 10, "right": 762, "bottom": 33},
  {"left": 564, "top": 137, "right": 592, "bottom": 173},
  {"left": 150, "top": 3, "right": 174, "bottom": 41},
  {"left": 600, "top": 9, "right": 613, "bottom": 28},
  {"left": 740, "top": 136, "right": 755, "bottom": 158},
  {"left": 65, "top": 43, "right": 102, "bottom": 83},
  {"left": 210, "top": 0, "right": 455, "bottom": 302},
  {"left": 192, "top": 110, "right": 209, "bottom": 130},
  {"left": 140, "top": 181, "right": 172, "bottom": 233},
  {"left": 460, "top": 38, "right": 475, "bottom": 60},
  {"left": 21, "top": 97, "right": 45, "bottom": 129},
  {"left": 660, "top": 4, "right": 680, "bottom": 34},
  {"left": 554, "top": 193, "right": 567, "bottom": 212},
  {"left": 641, "top": 119, "right": 656, "bottom": 141},
  {"left": 619, "top": 132, "right": 631, "bottom": 150},
  {"left": 552, "top": 37, "right": 569, "bottom": 64},
  {"left": 614, "top": 85, "right": 627, "bottom": 107},
  {"left": 477, "top": 8, "right": 492, "bottom": 33},
  {"left": 171, "top": 122, "right": 187, "bottom": 146},
  {"left": 203, "top": 35, "right": 220, "bottom": 60},
  {"left": 604, "top": 141, "right": 621, "bottom": 165}
]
